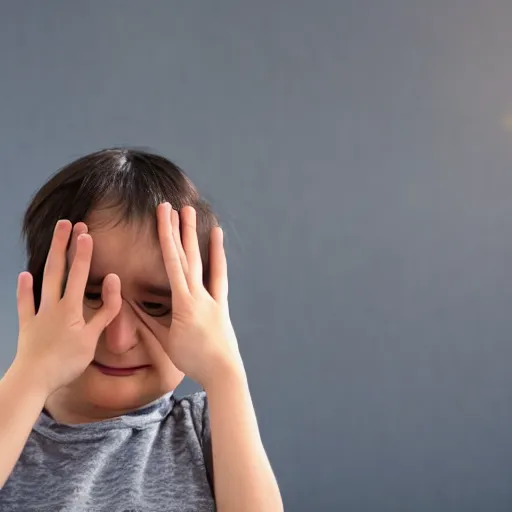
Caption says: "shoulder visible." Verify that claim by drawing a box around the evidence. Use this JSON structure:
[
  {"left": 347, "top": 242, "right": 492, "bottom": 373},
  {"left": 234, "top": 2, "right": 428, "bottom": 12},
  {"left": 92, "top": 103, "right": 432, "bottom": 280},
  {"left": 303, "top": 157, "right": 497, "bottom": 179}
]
[
  {"left": 172, "top": 391, "right": 209, "bottom": 419},
  {"left": 170, "top": 391, "right": 214, "bottom": 490},
  {"left": 170, "top": 391, "right": 210, "bottom": 438},
  {"left": 173, "top": 390, "right": 208, "bottom": 411}
]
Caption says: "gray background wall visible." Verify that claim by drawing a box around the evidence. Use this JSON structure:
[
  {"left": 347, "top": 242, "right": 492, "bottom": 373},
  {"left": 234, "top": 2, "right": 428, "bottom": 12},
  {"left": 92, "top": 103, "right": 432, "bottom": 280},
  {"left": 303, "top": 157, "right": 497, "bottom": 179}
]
[{"left": 1, "top": 1, "right": 512, "bottom": 510}]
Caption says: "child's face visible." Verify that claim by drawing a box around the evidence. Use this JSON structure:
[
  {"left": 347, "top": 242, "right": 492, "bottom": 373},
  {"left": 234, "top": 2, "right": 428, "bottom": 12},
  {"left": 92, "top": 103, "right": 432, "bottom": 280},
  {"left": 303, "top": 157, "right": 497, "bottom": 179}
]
[{"left": 48, "top": 207, "right": 184, "bottom": 421}]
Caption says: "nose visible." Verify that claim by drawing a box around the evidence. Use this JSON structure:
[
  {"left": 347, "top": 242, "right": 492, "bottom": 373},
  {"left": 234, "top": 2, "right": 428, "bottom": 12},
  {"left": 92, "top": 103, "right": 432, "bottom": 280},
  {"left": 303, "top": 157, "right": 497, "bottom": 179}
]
[{"left": 102, "top": 299, "right": 139, "bottom": 353}]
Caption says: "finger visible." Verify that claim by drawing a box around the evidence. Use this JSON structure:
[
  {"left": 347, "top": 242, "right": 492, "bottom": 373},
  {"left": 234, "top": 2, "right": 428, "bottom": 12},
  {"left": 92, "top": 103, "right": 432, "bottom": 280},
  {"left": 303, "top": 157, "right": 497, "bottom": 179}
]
[
  {"left": 179, "top": 206, "right": 203, "bottom": 290},
  {"left": 85, "top": 274, "right": 122, "bottom": 336},
  {"left": 17, "top": 271, "right": 35, "bottom": 330},
  {"left": 40, "top": 220, "right": 72, "bottom": 309},
  {"left": 208, "top": 227, "right": 229, "bottom": 305},
  {"left": 171, "top": 208, "right": 189, "bottom": 275},
  {"left": 64, "top": 233, "right": 93, "bottom": 306},
  {"left": 128, "top": 304, "right": 172, "bottom": 373},
  {"left": 61, "top": 223, "right": 89, "bottom": 300},
  {"left": 67, "top": 223, "right": 89, "bottom": 265},
  {"left": 157, "top": 203, "right": 190, "bottom": 299}
]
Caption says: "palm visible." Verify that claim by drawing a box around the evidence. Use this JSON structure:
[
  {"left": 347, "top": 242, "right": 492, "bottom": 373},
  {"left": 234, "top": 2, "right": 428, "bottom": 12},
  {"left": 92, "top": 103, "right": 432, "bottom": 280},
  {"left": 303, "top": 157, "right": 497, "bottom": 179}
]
[{"left": 157, "top": 204, "right": 241, "bottom": 388}]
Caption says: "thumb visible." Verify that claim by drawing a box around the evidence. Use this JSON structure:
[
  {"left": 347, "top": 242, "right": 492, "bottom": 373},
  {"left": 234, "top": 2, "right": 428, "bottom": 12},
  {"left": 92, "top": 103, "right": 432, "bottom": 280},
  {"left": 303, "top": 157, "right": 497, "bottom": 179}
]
[
  {"left": 128, "top": 303, "right": 172, "bottom": 373},
  {"left": 85, "top": 274, "right": 122, "bottom": 337}
]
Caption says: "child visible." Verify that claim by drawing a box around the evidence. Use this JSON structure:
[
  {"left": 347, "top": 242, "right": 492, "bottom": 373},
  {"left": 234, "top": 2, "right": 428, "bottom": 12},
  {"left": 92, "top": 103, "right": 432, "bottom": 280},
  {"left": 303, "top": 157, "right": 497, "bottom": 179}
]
[{"left": 0, "top": 148, "right": 283, "bottom": 511}]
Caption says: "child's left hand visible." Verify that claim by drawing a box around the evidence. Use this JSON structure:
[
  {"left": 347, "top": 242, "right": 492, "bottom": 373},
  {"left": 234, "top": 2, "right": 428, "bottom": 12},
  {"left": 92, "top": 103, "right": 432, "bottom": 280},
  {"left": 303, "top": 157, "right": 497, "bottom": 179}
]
[{"left": 156, "top": 203, "right": 244, "bottom": 389}]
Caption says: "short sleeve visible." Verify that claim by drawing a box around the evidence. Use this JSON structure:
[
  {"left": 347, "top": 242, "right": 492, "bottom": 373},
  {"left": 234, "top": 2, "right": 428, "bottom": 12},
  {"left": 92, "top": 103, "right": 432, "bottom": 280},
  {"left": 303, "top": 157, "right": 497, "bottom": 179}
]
[
  {"left": 200, "top": 396, "right": 215, "bottom": 498},
  {"left": 184, "top": 392, "right": 215, "bottom": 498}
]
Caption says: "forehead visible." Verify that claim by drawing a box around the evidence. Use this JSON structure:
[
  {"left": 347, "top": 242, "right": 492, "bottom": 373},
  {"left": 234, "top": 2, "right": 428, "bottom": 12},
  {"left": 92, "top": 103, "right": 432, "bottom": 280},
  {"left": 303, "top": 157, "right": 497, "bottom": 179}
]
[{"left": 85, "top": 207, "right": 166, "bottom": 280}]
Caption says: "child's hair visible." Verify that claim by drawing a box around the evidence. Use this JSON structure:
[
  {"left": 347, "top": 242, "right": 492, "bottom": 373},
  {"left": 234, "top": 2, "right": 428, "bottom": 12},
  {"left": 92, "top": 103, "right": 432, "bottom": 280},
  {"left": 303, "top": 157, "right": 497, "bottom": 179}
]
[{"left": 22, "top": 148, "right": 218, "bottom": 311}]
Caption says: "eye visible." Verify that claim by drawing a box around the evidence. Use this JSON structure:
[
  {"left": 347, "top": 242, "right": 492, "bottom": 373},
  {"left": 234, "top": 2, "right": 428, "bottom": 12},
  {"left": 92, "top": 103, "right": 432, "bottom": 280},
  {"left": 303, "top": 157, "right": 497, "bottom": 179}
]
[
  {"left": 84, "top": 291, "right": 103, "bottom": 309},
  {"left": 140, "top": 302, "right": 171, "bottom": 318}
]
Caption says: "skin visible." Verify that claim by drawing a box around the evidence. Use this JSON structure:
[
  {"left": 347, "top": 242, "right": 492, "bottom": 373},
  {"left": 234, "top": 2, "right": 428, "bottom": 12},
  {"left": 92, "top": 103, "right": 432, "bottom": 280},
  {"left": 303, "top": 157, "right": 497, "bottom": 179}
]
[
  {"left": 45, "top": 205, "right": 187, "bottom": 424},
  {"left": 1, "top": 202, "right": 283, "bottom": 510}
]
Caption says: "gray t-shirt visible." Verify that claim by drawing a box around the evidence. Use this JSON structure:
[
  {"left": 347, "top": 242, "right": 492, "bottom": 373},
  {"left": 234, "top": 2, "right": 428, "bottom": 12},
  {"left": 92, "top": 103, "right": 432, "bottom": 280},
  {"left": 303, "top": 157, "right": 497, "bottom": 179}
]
[{"left": 0, "top": 391, "right": 216, "bottom": 511}]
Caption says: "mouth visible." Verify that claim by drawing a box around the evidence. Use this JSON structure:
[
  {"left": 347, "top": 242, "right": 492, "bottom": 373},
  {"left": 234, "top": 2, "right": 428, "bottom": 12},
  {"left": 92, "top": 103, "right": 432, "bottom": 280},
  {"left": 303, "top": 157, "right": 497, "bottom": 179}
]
[{"left": 92, "top": 361, "right": 150, "bottom": 377}]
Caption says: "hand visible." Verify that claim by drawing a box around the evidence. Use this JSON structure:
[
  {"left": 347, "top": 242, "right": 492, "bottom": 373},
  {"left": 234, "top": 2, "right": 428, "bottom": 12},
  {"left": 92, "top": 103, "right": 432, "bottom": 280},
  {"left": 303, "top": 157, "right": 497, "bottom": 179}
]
[
  {"left": 13, "top": 220, "right": 122, "bottom": 397},
  {"left": 157, "top": 203, "right": 244, "bottom": 389}
]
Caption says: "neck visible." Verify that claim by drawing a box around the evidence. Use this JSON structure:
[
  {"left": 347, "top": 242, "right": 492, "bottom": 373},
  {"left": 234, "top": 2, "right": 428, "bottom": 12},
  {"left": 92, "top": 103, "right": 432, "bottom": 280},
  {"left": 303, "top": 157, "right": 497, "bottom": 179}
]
[{"left": 44, "top": 388, "right": 153, "bottom": 425}]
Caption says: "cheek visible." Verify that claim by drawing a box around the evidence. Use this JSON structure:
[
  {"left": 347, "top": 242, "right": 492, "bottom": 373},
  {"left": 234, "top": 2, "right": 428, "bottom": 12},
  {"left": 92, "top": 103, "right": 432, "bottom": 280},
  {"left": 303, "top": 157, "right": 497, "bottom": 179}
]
[
  {"left": 83, "top": 303, "right": 97, "bottom": 322},
  {"left": 139, "top": 320, "right": 172, "bottom": 361},
  {"left": 154, "top": 315, "right": 172, "bottom": 330},
  {"left": 146, "top": 321, "right": 169, "bottom": 344}
]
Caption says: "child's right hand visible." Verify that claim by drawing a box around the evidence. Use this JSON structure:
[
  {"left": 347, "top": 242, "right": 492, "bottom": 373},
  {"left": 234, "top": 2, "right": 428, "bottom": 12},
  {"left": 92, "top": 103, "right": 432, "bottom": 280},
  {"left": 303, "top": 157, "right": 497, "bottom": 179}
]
[{"left": 12, "top": 220, "right": 122, "bottom": 397}]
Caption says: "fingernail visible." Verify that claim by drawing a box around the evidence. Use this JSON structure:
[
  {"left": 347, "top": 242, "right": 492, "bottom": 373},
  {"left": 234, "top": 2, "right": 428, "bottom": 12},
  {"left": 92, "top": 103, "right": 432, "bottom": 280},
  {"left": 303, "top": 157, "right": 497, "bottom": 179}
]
[{"left": 74, "top": 223, "right": 88, "bottom": 234}]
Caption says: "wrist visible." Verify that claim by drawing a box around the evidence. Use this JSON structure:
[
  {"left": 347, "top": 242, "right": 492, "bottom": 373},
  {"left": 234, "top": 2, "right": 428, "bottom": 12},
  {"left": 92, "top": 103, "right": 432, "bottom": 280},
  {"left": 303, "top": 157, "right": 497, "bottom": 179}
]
[
  {"left": 203, "top": 359, "right": 247, "bottom": 394},
  {"left": 8, "top": 359, "right": 51, "bottom": 403}
]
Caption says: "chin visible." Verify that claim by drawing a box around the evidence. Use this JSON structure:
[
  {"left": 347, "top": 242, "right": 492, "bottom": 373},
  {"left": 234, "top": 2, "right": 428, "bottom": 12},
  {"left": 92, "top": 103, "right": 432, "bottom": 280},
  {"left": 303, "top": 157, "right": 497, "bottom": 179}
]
[{"left": 75, "top": 364, "right": 180, "bottom": 414}]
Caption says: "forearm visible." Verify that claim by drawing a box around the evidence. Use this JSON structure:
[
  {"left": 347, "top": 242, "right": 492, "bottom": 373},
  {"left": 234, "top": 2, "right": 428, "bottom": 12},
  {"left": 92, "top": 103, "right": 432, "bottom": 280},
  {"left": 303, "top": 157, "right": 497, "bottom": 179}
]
[
  {"left": 0, "top": 362, "right": 47, "bottom": 489},
  {"left": 205, "top": 367, "right": 283, "bottom": 512}
]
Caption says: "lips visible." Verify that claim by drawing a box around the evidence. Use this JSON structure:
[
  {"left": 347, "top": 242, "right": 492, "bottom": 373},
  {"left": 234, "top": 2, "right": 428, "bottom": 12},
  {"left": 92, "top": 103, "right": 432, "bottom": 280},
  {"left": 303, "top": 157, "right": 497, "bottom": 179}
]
[
  {"left": 93, "top": 361, "right": 149, "bottom": 370},
  {"left": 92, "top": 362, "right": 150, "bottom": 377}
]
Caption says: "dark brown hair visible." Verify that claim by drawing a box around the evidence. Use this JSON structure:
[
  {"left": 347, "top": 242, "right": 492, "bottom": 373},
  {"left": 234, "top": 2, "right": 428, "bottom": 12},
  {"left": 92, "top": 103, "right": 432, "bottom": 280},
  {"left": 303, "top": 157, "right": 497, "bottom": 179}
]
[{"left": 22, "top": 148, "right": 218, "bottom": 311}]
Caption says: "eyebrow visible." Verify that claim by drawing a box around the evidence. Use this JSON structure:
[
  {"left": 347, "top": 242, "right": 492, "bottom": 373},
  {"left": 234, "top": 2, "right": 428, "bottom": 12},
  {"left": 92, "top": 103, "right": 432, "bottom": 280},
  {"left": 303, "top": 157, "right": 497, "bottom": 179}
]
[{"left": 87, "top": 276, "right": 172, "bottom": 299}]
